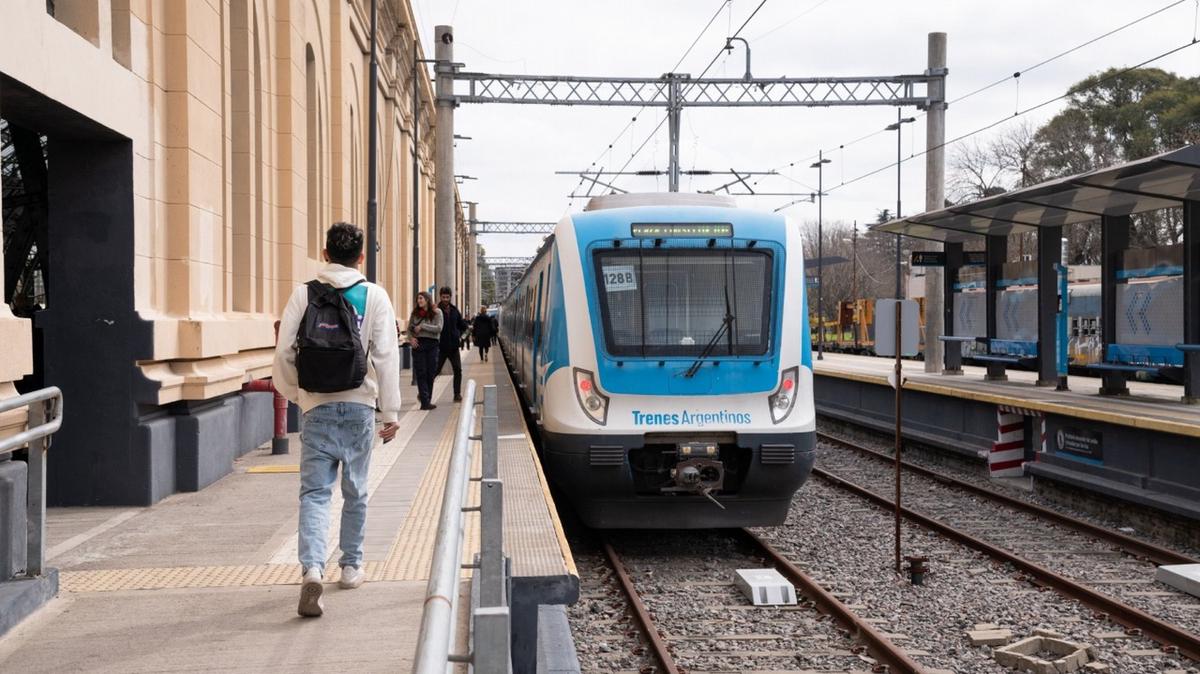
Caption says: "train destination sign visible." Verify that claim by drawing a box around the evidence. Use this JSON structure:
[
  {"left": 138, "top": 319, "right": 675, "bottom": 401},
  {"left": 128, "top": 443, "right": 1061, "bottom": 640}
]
[
  {"left": 910, "top": 251, "right": 987, "bottom": 266},
  {"left": 631, "top": 223, "right": 734, "bottom": 238}
]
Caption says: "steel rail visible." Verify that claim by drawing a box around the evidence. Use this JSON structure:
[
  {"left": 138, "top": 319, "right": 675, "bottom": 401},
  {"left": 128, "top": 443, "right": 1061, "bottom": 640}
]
[
  {"left": 812, "top": 466, "right": 1200, "bottom": 662},
  {"left": 816, "top": 430, "right": 1199, "bottom": 567},
  {"left": 600, "top": 541, "right": 680, "bottom": 674},
  {"left": 741, "top": 529, "right": 927, "bottom": 674}
]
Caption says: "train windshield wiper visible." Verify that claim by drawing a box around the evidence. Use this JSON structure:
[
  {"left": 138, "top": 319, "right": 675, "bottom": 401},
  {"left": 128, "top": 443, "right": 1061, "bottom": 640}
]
[{"left": 683, "top": 278, "right": 736, "bottom": 378}]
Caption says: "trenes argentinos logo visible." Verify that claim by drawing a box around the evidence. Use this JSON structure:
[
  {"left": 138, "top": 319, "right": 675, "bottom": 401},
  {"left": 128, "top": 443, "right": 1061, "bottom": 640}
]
[{"left": 631, "top": 409, "right": 751, "bottom": 427}]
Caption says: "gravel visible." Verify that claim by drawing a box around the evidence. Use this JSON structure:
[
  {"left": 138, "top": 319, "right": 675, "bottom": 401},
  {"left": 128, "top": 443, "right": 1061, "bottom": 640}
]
[
  {"left": 814, "top": 434, "right": 1200, "bottom": 638},
  {"left": 751, "top": 473, "right": 1198, "bottom": 673}
]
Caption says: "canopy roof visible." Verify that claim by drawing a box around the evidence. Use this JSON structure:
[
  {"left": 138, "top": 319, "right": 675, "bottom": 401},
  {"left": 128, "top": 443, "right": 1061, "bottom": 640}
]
[{"left": 871, "top": 144, "right": 1200, "bottom": 242}]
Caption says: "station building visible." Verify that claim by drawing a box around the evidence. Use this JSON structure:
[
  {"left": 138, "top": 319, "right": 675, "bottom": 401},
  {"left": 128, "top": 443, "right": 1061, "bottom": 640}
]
[{"left": 0, "top": 0, "right": 466, "bottom": 506}]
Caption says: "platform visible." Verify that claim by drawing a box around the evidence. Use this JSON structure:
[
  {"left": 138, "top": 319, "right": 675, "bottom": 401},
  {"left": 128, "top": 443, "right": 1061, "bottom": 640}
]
[
  {"left": 813, "top": 352, "right": 1200, "bottom": 520},
  {"left": 0, "top": 351, "right": 577, "bottom": 672}
]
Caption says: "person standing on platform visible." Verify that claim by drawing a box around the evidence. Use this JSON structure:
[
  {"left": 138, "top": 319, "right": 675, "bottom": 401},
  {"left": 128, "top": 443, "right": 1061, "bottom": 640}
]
[
  {"left": 436, "top": 286, "right": 469, "bottom": 402},
  {"left": 273, "top": 222, "right": 402, "bottom": 618},
  {"left": 472, "top": 305, "right": 496, "bottom": 361},
  {"left": 407, "top": 291, "right": 442, "bottom": 411}
]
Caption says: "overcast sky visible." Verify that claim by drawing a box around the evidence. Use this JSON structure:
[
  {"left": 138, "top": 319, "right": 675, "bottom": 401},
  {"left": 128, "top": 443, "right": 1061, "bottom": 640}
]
[{"left": 410, "top": 0, "right": 1200, "bottom": 258}]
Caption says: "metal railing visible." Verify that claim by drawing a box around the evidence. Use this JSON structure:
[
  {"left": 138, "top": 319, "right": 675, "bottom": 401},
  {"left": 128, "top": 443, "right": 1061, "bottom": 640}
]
[
  {"left": 0, "top": 386, "right": 64, "bottom": 578},
  {"left": 413, "top": 381, "right": 511, "bottom": 674}
]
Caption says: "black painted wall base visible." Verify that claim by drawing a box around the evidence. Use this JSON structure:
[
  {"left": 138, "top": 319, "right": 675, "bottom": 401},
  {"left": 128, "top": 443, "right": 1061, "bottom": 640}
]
[{"left": 131, "top": 391, "right": 274, "bottom": 505}]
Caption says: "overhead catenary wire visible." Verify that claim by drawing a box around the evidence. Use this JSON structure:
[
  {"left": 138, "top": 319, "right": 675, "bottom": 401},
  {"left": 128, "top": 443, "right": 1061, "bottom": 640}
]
[
  {"left": 607, "top": 0, "right": 771, "bottom": 190},
  {"left": 565, "top": 1, "right": 732, "bottom": 205},
  {"left": 761, "top": 0, "right": 1191, "bottom": 178},
  {"left": 827, "top": 38, "right": 1200, "bottom": 198}
]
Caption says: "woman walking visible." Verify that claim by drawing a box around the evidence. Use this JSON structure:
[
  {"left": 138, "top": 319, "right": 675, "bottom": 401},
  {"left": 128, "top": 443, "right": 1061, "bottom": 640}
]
[
  {"left": 407, "top": 291, "right": 442, "bottom": 410},
  {"left": 471, "top": 306, "right": 496, "bottom": 361}
]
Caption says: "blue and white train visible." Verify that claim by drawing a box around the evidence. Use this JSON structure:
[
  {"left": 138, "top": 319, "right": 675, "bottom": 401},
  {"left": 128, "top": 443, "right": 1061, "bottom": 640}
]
[{"left": 499, "top": 193, "right": 816, "bottom": 528}]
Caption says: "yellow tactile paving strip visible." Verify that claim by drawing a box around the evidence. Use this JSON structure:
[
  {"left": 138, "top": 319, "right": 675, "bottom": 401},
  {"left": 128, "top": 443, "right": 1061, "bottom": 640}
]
[{"left": 61, "top": 407, "right": 482, "bottom": 594}]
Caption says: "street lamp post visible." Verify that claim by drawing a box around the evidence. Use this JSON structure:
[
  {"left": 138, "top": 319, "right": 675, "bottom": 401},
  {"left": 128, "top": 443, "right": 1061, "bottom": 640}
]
[
  {"left": 810, "top": 151, "right": 831, "bottom": 360},
  {"left": 885, "top": 111, "right": 916, "bottom": 299}
]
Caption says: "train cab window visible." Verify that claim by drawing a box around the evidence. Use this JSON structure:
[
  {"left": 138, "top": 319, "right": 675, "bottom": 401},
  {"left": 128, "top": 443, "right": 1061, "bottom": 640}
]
[{"left": 593, "top": 248, "right": 772, "bottom": 357}]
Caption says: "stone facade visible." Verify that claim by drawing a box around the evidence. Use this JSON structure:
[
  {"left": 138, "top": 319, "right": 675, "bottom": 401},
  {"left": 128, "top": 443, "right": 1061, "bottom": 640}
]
[{"left": 0, "top": 0, "right": 465, "bottom": 504}]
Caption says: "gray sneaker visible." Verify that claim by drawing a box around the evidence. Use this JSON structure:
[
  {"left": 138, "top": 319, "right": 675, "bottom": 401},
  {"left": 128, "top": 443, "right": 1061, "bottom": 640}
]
[
  {"left": 338, "top": 565, "right": 365, "bottom": 590},
  {"left": 298, "top": 566, "right": 324, "bottom": 617}
]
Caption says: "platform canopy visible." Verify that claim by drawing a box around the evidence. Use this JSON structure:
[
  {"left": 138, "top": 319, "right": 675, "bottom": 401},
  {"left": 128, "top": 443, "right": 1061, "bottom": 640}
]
[{"left": 870, "top": 144, "right": 1200, "bottom": 242}]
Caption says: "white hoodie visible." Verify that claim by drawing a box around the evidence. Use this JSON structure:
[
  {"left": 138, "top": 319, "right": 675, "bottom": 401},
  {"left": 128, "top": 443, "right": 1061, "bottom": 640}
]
[{"left": 272, "top": 264, "right": 403, "bottom": 422}]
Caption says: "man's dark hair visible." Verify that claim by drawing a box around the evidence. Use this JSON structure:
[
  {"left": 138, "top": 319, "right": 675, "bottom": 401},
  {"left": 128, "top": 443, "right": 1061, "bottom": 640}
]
[
  {"left": 325, "top": 222, "right": 364, "bottom": 266},
  {"left": 439, "top": 286, "right": 452, "bottom": 297}
]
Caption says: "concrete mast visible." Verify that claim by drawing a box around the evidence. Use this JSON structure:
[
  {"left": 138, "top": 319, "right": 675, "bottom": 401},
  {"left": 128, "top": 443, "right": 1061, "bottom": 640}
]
[
  {"left": 434, "top": 25, "right": 455, "bottom": 290},
  {"left": 923, "top": 32, "right": 947, "bottom": 373}
]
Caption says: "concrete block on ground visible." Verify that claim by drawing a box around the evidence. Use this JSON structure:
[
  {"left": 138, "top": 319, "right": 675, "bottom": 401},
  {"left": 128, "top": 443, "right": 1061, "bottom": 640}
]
[
  {"left": 537, "top": 604, "right": 581, "bottom": 674},
  {"left": 135, "top": 414, "right": 177, "bottom": 504},
  {"left": 0, "top": 459, "right": 28, "bottom": 580},
  {"left": 1155, "top": 563, "right": 1200, "bottom": 598},
  {"left": 176, "top": 400, "right": 239, "bottom": 492},
  {"left": 0, "top": 569, "right": 58, "bottom": 637},
  {"left": 993, "top": 635, "right": 1090, "bottom": 673},
  {"left": 239, "top": 391, "right": 273, "bottom": 456},
  {"left": 967, "top": 628, "right": 1013, "bottom": 646},
  {"left": 734, "top": 568, "right": 797, "bottom": 605}
]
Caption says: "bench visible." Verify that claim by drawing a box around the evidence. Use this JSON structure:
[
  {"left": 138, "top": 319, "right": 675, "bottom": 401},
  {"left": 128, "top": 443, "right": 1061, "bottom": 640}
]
[
  {"left": 1086, "top": 343, "right": 1198, "bottom": 395},
  {"left": 972, "top": 354, "right": 1038, "bottom": 381},
  {"left": 938, "top": 335, "right": 978, "bottom": 375}
]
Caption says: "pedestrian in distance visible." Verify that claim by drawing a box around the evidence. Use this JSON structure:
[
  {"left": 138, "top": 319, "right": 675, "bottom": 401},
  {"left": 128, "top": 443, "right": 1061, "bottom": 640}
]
[
  {"left": 407, "top": 291, "right": 442, "bottom": 410},
  {"left": 472, "top": 305, "right": 496, "bottom": 361},
  {"left": 272, "top": 222, "right": 402, "bottom": 618},
  {"left": 435, "top": 286, "right": 469, "bottom": 402}
]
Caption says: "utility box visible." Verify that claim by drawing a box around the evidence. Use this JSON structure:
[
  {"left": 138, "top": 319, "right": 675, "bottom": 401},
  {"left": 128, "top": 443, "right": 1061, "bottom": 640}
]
[{"left": 734, "top": 568, "right": 797, "bottom": 606}]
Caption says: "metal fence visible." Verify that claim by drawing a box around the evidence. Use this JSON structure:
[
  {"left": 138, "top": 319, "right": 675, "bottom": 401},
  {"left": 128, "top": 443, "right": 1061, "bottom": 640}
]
[
  {"left": 0, "top": 386, "right": 64, "bottom": 579},
  {"left": 413, "top": 381, "right": 511, "bottom": 673}
]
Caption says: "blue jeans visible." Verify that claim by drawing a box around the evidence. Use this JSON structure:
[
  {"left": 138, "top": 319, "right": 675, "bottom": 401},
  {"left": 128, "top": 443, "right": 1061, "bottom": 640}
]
[{"left": 298, "top": 402, "right": 375, "bottom": 570}]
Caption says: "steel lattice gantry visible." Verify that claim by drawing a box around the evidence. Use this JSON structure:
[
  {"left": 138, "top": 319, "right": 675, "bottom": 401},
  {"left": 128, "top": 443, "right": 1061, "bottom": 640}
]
[
  {"left": 471, "top": 221, "right": 556, "bottom": 235},
  {"left": 449, "top": 70, "right": 944, "bottom": 192}
]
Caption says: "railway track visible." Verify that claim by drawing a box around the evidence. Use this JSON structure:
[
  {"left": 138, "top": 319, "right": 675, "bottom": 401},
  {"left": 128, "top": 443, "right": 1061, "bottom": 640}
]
[
  {"left": 813, "top": 431, "right": 1200, "bottom": 663},
  {"left": 596, "top": 530, "right": 923, "bottom": 674}
]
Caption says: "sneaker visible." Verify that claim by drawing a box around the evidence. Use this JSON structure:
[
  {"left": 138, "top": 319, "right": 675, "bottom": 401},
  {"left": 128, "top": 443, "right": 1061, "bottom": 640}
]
[
  {"left": 453, "top": 395, "right": 463, "bottom": 402},
  {"left": 339, "top": 565, "right": 365, "bottom": 590},
  {"left": 420, "top": 403, "right": 437, "bottom": 411},
  {"left": 298, "top": 566, "right": 324, "bottom": 617}
]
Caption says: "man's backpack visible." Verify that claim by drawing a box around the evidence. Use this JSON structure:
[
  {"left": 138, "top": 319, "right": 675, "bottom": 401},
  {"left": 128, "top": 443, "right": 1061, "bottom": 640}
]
[{"left": 296, "top": 280, "right": 368, "bottom": 393}]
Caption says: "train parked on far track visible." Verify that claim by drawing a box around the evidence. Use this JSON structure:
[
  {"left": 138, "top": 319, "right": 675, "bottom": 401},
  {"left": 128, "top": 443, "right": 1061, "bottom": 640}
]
[{"left": 498, "top": 193, "right": 815, "bottom": 528}]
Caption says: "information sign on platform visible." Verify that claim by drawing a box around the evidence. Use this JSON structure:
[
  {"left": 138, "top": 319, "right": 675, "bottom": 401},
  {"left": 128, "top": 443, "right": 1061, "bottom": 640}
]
[
  {"left": 874, "top": 299, "right": 920, "bottom": 357},
  {"left": 910, "top": 251, "right": 945, "bottom": 267}
]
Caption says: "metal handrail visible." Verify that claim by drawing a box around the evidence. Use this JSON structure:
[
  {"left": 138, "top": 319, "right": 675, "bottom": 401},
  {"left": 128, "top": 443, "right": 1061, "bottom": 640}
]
[
  {"left": 0, "top": 386, "right": 63, "bottom": 456},
  {"left": 0, "top": 386, "right": 63, "bottom": 579},
  {"left": 413, "top": 379, "right": 479, "bottom": 673}
]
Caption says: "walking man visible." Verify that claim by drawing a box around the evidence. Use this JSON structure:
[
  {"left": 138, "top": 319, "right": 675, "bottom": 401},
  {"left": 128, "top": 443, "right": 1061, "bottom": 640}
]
[
  {"left": 273, "top": 222, "right": 402, "bottom": 617},
  {"left": 436, "top": 286, "right": 469, "bottom": 402}
]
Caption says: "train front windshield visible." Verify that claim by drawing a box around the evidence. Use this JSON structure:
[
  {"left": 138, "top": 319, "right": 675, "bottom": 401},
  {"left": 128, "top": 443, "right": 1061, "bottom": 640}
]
[{"left": 594, "top": 248, "right": 773, "bottom": 358}]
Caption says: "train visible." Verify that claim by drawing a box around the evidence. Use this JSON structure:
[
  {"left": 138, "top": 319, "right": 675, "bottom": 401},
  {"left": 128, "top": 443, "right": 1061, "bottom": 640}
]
[
  {"left": 498, "top": 193, "right": 816, "bottom": 529},
  {"left": 815, "top": 248, "right": 1186, "bottom": 375}
]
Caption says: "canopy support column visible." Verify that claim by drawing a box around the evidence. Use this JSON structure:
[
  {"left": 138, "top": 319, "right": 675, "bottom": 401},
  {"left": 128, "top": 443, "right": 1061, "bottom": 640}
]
[
  {"left": 1184, "top": 202, "right": 1200, "bottom": 403},
  {"left": 1101, "top": 215, "right": 1131, "bottom": 395},
  {"left": 984, "top": 235, "right": 1006, "bottom": 380},
  {"left": 1036, "top": 227, "right": 1062, "bottom": 387}
]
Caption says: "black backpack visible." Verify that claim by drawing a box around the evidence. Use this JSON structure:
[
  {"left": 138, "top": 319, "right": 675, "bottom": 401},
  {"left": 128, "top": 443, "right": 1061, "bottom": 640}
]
[{"left": 296, "top": 280, "right": 368, "bottom": 393}]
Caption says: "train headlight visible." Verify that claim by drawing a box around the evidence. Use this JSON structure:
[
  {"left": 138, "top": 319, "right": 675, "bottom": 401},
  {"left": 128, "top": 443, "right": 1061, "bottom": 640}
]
[
  {"left": 573, "top": 368, "right": 609, "bottom": 425},
  {"left": 768, "top": 367, "right": 799, "bottom": 424}
]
